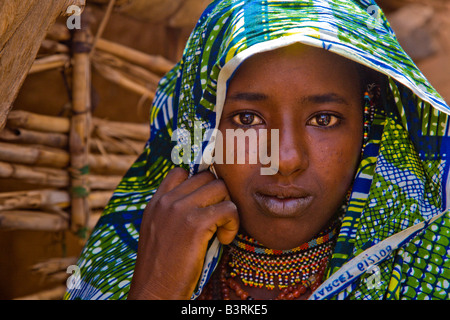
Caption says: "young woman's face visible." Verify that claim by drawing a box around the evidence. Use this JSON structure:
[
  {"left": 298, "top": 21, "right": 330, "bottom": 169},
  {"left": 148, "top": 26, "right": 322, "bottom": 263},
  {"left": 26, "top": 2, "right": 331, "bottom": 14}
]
[{"left": 214, "top": 44, "right": 363, "bottom": 250}]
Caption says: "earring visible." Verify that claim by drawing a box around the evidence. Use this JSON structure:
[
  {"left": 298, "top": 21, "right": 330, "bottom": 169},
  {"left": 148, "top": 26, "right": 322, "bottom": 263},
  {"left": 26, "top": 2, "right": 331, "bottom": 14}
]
[{"left": 209, "top": 164, "right": 218, "bottom": 179}]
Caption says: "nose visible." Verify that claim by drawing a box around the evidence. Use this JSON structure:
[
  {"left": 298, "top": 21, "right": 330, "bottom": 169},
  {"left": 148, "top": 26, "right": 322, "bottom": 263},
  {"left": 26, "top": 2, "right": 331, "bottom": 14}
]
[{"left": 276, "top": 125, "right": 309, "bottom": 177}]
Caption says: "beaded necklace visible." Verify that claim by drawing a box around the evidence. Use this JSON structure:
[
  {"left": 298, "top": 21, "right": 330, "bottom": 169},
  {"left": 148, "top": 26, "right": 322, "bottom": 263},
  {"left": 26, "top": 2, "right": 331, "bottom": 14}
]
[
  {"left": 228, "top": 227, "right": 337, "bottom": 291},
  {"left": 198, "top": 220, "right": 340, "bottom": 300}
]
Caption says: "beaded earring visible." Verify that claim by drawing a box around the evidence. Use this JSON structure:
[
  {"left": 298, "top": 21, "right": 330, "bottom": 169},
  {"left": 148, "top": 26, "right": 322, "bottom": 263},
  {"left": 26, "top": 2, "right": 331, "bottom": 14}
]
[{"left": 361, "top": 83, "right": 379, "bottom": 154}]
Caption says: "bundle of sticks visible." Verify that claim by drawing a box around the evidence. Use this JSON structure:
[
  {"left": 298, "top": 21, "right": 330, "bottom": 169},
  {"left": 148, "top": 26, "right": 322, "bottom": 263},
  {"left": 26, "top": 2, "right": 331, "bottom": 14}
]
[
  {"left": 33, "top": 22, "right": 174, "bottom": 100},
  {"left": 0, "top": 109, "right": 148, "bottom": 233},
  {"left": 1, "top": 3, "right": 179, "bottom": 300},
  {"left": 0, "top": 16, "right": 175, "bottom": 235}
]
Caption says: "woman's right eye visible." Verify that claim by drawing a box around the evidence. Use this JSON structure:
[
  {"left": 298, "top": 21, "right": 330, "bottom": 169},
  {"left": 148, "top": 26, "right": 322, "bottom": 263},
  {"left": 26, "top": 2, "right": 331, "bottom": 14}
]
[{"left": 232, "top": 112, "right": 264, "bottom": 127}]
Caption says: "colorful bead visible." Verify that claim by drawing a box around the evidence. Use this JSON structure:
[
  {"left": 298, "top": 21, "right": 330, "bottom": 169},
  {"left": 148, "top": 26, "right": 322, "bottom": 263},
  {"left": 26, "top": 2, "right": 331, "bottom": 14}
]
[{"left": 225, "top": 222, "right": 338, "bottom": 292}]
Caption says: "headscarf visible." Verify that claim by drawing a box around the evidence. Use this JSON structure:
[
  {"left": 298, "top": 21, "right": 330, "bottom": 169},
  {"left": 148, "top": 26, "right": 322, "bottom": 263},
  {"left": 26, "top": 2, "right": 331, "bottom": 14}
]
[{"left": 65, "top": 0, "right": 450, "bottom": 300}]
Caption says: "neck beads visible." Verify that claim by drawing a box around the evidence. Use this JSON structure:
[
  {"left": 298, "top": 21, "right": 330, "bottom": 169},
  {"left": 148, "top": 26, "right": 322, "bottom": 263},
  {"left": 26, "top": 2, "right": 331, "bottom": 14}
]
[{"left": 199, "top": 221, "right": 340, "bottom": 300}]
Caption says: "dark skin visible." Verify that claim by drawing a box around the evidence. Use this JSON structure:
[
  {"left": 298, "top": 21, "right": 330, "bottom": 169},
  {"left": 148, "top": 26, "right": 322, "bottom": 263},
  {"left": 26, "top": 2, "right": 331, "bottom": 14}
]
[{"left": 127, "top": 44, "right": 363, "bottom": 300}]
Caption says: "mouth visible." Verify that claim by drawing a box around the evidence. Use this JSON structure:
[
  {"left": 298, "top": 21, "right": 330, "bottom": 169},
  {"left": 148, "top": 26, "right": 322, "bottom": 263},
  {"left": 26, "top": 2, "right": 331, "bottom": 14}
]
[{"left": 253, "top": 186, "right": 313, "bottom": 218}]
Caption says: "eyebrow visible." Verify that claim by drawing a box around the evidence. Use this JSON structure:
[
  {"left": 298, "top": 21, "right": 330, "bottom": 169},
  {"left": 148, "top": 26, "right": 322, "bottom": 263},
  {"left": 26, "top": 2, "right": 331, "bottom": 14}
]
[
  {"left": 226, "top": 92, "right": 268, "bottom": 102},
  {"left": 226, "top": 92, "right": 350, "bottom": 106},
  {"left": 300, "top": 93, "right": 350, "bottom": 106}
]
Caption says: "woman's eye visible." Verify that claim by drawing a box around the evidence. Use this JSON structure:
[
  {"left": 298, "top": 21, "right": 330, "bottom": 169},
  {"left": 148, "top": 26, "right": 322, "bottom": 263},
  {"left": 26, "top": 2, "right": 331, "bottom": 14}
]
[
  {"left": 232, "top": 112, "right": 264, "bottom": 126},
  {"left": 308, "top": 114, "right": 340, "bottom": 127}
]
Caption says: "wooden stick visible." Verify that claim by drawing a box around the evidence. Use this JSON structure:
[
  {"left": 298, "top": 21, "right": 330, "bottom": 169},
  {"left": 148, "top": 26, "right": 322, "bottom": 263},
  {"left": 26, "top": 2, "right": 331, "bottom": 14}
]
[
  {"left": 93, "top": 50, "right": 161, "bottom": 90},
  {"left": 88, "top": 174, "right": 122, "bottom": 190},
  {"left": 0, "top": 189, "right": 113, "bottom": 211},
  {"left": 88, "top": 153, "right": 136, "bottom": 175},
  {"left": 90, "top": 137, "right": 144, "bottom": 155},
  {"left": 0, "top": 210, "right": 69, "bottom": 231},
  {"left": 31, "top": 257, "right": 78, "bottom": 275},
  {"left": 0, "top": 140, "right": 137, "bottom": 173},
  {"left": 70, "top": 25, "right": 92, "bottom": 234},
  {"left": 6, "top": 110, "right": 147, "bottom": 141},
  {"left": 0, "top": 189, "right": 70, "bottom": 211},
  {"left": 39, "top": 39, "right": 70, "bottom": 55},
  {"left": 90, "top": 0, "right": 116, "bottom": 58},
  {"left": 14, "top": 285, "right": 67, "bottom": 300},
  {"left": 0, "top": 142, "right": 69, "bottom": 168},
  {"left": 7, "top": 110, "right": 70, "bottom": 133},
  {"left": 93, "top": 60, "right": 156, "bottom": 101},
  {"left": 29, "top": 54, "right": 70, "bottom": 74},
  {"left": 0, "top": 161, "right": 121, "bottom": 189},
  {"left": 95, "top": 38, "right": 175, "bottom": 76},
  {"left": 92, "top": 117, "right": 148, "bottom": 142},
  {"left": 0, "top": 209, "right": 101, "bottom": 233},
  {"left": 0, "top": 161, "right": 69, "bottom": 187},
  {"left": 0, "top": 127, "right": 68, "bottom": 149}
]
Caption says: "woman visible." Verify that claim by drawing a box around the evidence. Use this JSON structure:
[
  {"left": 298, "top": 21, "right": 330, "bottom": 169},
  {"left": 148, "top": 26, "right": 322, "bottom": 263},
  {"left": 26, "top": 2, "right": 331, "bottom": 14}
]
[{"left": 65, "top": 0, "right": 450, "bottom": 300}]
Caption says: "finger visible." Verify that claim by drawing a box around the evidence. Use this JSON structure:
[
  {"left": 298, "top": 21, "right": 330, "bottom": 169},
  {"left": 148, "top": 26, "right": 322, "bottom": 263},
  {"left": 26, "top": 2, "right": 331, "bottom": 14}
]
[
  {"left": 161, "top": 169, "right": 217, "bottom": 201},
  {"left": 201, "top": 201, "right": 239, "bottom": 245},
  {"left": 152, "top": 167, "right": 189, "bottom": 200},
  {"left": 179, "top": 179, "right": 231, "bottom": 208}
]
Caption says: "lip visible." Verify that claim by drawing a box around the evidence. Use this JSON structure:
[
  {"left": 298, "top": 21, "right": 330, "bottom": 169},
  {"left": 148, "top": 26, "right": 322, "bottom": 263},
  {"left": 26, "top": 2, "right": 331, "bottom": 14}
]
[{"left": 253, "top": 185, "right": 313, "bottom": 218}]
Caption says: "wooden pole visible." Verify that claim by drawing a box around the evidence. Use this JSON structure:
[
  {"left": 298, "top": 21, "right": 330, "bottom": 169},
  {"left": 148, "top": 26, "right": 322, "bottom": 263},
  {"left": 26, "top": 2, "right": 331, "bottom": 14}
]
[
  {"left": 5, "top": 110, "right": 147, "bottom": 142},
  {"left": 0, "top": 210, "right": 69, "bottom": 231},
  {"left": 0, "top": 161, "right": 121, "bottom": 190},
  {"left": 95, "top": 38, "right": 175, "bottom": 76},
  {"left": 29, "top": 54, "right": 70, "bottom": 74},
  {"left": 93, "top": 60, "right": 156, "bottom": 101},
  {"left": 90, "top": 0, "right": 116, "bottom": 58},
  {"left": 88, "top": 154, "right": 136, "bottom": 175},
  {"left": 0, "top": 127, "right": 68, "bottom": 149},
  {"left": 0, "top": 161, "right": 69, "bottom": 187},
  {"left": 92, "top": 117, "right": 148, "bottom": 142},
  {"left": 69, "top": 22, "right": 92, "bottom": 235},
  {"left": 89, "top": 137, "right": 144, "bottom": 155},
  {"left": 0, "top": 189, "right": 70, "bottom": 211},
  {"left": 6, "top": 110, "right": 70, "bottom": 133},
  {"left": 0, "top": 141, "right": 135, "bottom": 173},
  {"left": 0, "top": 189, "right": 113, "bottom": 211},
  {"left": 0, "top": 209, "right": 101, "bottom": 232},
  {"left": 0, "top": 142, "right": 69, "bottom": 168}
]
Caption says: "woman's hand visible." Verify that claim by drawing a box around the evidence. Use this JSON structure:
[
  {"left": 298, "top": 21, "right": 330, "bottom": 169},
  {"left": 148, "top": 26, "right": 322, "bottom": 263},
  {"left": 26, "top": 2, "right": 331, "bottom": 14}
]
[{"left": 127, "top": 167, "right": 239, "bottom": 300}]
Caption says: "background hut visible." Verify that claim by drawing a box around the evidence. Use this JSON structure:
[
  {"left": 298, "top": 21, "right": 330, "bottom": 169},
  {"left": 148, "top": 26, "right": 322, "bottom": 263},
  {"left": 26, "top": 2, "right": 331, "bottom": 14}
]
[{"left": 0, "top": 0, "right": 449, "bottom": 300}]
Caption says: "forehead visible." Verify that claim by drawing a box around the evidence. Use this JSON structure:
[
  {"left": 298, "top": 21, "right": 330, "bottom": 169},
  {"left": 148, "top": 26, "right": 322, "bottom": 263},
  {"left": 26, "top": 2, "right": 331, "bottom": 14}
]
[
  {"left": 225, "top": 44, "right": 362, "bottom": 105},
  {"left": 230, "top": 43, "right": 360, "bottom": 85}
]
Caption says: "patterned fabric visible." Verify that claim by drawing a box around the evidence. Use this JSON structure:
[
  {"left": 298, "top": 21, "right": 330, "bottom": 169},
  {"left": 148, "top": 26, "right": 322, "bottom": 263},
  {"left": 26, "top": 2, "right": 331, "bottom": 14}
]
[{"left": 64, "top": 0, "right": 450, "bottom": 300}]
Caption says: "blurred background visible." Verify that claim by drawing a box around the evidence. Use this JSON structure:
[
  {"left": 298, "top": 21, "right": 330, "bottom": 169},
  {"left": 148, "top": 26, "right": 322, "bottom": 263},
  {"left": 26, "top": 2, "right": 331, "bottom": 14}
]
[{"left": 0, "top": 0, "right": 448, "bottom": 299}]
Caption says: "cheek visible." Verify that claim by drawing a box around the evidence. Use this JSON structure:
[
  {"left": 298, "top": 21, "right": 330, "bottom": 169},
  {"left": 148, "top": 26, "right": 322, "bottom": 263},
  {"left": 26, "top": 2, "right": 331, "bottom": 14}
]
[
  {"left": 314, "top": 133, "right": 362, "bottom": 192},
  {"left": 214, "top": 163, "right": 255, "bottom": 197}
]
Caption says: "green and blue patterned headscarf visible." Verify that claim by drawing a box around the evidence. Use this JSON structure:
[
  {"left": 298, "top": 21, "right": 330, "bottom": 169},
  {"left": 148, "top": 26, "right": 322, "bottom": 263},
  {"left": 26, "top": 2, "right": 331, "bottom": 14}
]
[{"left": 65, "top": 0, "right": 450, "bottom": 300}]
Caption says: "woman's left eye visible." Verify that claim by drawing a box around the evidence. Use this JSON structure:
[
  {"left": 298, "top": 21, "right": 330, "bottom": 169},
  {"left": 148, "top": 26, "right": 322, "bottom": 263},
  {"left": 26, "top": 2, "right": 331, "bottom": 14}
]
[
  {"left": 232, "top": 112, "right": 264, "bottom": 126},
  {"left": 308, "top": 113, "right": 341, "bottom": 127}
]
